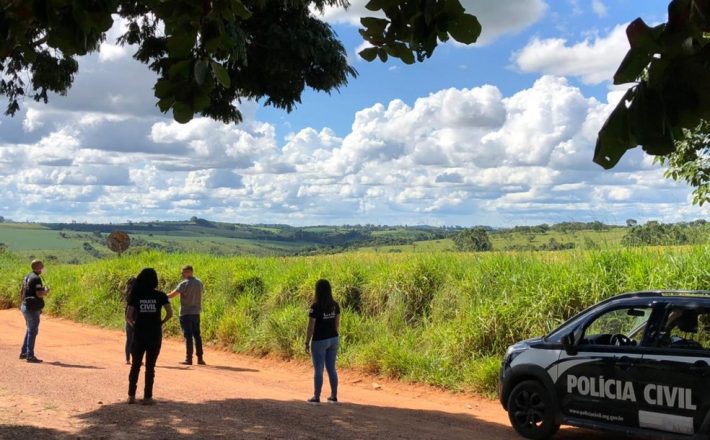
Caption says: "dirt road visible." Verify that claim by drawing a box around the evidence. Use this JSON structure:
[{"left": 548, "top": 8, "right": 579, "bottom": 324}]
[{"left": 0, "top": 310, "right": 619, "bottom": 439}]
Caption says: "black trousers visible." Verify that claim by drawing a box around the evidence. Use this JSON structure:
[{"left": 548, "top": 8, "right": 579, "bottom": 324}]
[{"left": 128, "top": 336, "right": 162, "bottom": 399}]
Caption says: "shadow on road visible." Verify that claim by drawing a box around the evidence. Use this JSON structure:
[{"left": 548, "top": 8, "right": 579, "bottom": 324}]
[
  {"left": 156, "top": 364, "right": 259, "bottom": 373},
  {"left": 0, "top": 397, "right": 640, "bottom": 440},
  {"left": 204, "top": 364, "right": 259, "bottom": 373},
  {"left": 45, "top": 361, "right": 104, "bottom": 370}
]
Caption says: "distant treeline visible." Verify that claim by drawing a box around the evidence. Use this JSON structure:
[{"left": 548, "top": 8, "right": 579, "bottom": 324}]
[{"left": 621, "top": 220, "right": 708, "bottom": 246}]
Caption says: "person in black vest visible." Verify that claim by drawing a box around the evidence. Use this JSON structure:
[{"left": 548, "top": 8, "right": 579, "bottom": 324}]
[
  {"left": 122, "top": 276, "right": 136, "bottom": 364},
  {"left": 305, "top": 279, "right": 340, "bottom": 404},
  {"left": 125, "top": 268, "right": 172, "bottom": 405},
  {"left": 20, "top": 260, "right": 49, "bottom": 363}
]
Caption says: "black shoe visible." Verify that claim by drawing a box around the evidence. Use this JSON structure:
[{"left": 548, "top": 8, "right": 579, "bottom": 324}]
[
  {"left": 307, "top": 397, "right": 320, "bottom": 405},
  {"left": 327, "top": 396, "right": 338, "bottom": 404},
  {"left": 179, "top": 359, "right": 193, "bottom": 365},
  {"left": 26, "top": 357, "right": 43, "bottom": 364},
  {"left": 19, "top": 354, "right": 26, "bottom": 360},
  {"left": 141, "top": 398, "right": 156, "bottom": 406},
  {"left": 197, "top": 357, "right": 206, "bottom": 365}
]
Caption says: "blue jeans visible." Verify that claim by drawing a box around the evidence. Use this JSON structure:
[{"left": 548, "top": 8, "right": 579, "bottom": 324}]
[
  {"left": 311, "top": 336, "right": 339, "bottom": 399},
  {"left": 179, "top": 314, "right": 203, "bottom": 359},
  {"left": 20, "top": 304, "right": 41, "bottom": 358}
]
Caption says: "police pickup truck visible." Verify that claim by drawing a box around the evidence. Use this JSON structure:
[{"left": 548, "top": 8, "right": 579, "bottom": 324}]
[{"left": 499, "top": 291, "right": 710, "bottom": 439}]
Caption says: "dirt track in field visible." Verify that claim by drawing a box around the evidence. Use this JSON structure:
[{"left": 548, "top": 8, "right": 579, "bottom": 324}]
[{"left": 0, "top": 309, "right": 628, "bottom": 439}]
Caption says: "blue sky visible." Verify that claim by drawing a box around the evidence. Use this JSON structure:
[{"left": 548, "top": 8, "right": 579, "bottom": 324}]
[
  {"left": 0, "top": 0, "right": 707, "bottom": 226},
  {"left": 261, "top": 0, "right": 668, "bottom": 134}
]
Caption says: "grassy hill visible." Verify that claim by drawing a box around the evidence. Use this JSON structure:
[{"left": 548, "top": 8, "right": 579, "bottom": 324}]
[
  {"left": 1, "top": 219, "right": 706, "bottom": 263},
  {"left": 0, "top": 221, "right": 459, "bottom": 263}
]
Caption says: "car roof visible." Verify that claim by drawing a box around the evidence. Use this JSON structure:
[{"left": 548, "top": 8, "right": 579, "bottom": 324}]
[
  {"left": 546, "top": 291, "right": 710, "bottom": 340},
  {"left": 600, "top": 290, "right": 710, "bottom": 308}
]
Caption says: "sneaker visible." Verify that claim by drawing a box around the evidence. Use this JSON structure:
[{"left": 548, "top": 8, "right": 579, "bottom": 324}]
[
  {"left": 26, "top": 357, "right": 43, "bottom": 364},
  {"left": 197, "top": 357, "right": 206, "bottom": 365},
  {"left": 307, "top": 397, "right": 320, "bottom": 405},
  {"left": 19, "top": 354, "right": 27, "bottom": 360},
  {"left": 327, "top": 396, "right": 338, "bottom": 404},
  {"left": 179, "top": 359, "right": 193, "bottom": 365},
  {"left": 141, "top": 398, "right": 156, "bottom": 406},
  {"left": 127, "top": 396, "right": 137, "bottom": 405}
]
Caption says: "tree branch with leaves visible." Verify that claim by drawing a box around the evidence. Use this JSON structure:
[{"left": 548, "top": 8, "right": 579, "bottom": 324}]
[{"left": 0, "top": 0, "right": 479, "bottom": 124}]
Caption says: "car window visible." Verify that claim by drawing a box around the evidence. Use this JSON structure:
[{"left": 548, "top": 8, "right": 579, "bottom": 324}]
[
  {"left": 655, "top": 308, "right": 710, "bottom": 350},
  {"left": 581, "top": 307, "right": 652, "bottom": 346}
]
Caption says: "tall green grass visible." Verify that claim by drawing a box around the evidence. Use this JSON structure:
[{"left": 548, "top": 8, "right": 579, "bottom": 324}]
[{"left": 2, "top": 246, "right": 709, "bottom": 396}]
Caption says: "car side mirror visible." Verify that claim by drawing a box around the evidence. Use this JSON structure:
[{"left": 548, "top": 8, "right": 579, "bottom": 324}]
[{"left": 561, "top": 332, "right": 578, "bottom": 356}]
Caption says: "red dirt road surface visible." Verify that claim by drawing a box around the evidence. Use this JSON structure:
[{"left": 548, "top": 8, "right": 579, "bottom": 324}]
[{"left": 0, "top": 309, "right": 624, "bottom": 439}]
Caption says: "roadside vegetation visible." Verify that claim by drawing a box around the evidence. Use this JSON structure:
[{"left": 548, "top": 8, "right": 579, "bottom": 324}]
[{"left": 2, "top": 245, "right": 709, "bottom": 396}]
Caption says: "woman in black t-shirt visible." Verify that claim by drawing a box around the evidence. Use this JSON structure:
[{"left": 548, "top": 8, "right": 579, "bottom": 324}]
[
  {"left": 304, "top": 279, "right": 340, "bottom": 404},
  {"left": 125, "top": 268, "right": 173, "bottom": 405}
]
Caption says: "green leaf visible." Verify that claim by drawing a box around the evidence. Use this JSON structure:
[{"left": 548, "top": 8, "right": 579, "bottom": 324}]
[
  {"left": 194, "top": 60, "right": 208, "bottom": 85},
  {"left": 400, "top": 49, "right": 415, "bottom": 64},
  {"left": 443, "top": 0, "right": 466, "bottom": 16},
  {"left": 71, "top": 2, "right": 92, "bottom": 32},
  {"left": 169, "top": 59, "right": 193, "bottom": 79},
  {"left": 359, "top": 47, "right": 378, "bottom": 61},
  {"left": 232, "top": 0, "right": 252, "bottom": 19},
  {"left": 167, "top": 33, "right": 195, "bottom": 58},
  {"left": 627, "top": 82, "right": 674, "bottom": 154},
  {"left": 377, "top": 48, "right": 388, "bottom": 62},
  {"left": 626, "top": 18, "right": 658, "bottom": 50},
  {"left": 364, "top": 0, "right": 399, "bottom": 12},
  {"left": 211, "top": 61, "right": 231, "bottom": 88},
  {"left": 154, "top": 79, "right": 174, "bottom": 99},
  {"left": 613, "top": 48, "right": 652, "bottom": 84},
  {"left": 594, "top": 88, "right": 636, "bottom": 169},
  {"left": 173, "top": 102, "right": 194, "bottom": 124},
  {"left": 360, "top": 17, "right": 389, "bottom": 36},
  {"left": 157, "top": 97, "right": 175, "bottom": 113},
  {"left": 90, "top": 12, "right": 114, "bottom": 33},
  {"left": 448, "top": 13, "right": 481, "bottom": 44},
  {"left": 193, "top": 92, "right": 211, "bottom": 111}
]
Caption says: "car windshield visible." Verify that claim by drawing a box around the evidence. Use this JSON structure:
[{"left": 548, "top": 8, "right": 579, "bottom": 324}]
[{"left": 580, "top": 306, "right": 652, "bottom": 346}]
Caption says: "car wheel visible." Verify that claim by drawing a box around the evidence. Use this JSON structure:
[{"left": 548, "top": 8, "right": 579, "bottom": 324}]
[{"left": 507, "top": 380, "right": 560, "bottom": 440}]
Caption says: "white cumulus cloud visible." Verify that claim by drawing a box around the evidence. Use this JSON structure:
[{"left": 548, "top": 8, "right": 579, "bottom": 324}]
[{"left": 513, "top": 24, "right": 629, "bottom": 84}]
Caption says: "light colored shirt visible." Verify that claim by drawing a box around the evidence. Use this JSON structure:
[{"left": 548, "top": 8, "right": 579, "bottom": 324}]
[{"left": 176, "top": 277, "right": 204, "bottom": 316}]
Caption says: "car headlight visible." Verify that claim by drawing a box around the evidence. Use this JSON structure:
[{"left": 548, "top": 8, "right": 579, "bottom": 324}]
[{"left": 503, "top": 346, "right": 524, "bottom": 368}]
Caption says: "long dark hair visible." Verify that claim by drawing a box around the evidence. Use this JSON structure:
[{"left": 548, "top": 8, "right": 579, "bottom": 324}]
[
  {"left": 131, "top": 268, "right": 159, "bottom": 298},
  {"left": 314, "top": 279, "right": 336, "bottom": 312}
]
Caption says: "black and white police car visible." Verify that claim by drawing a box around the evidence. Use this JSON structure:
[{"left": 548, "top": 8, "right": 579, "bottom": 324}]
[{"left": 500, "top": 291, "right": 710, "bottom": 439}]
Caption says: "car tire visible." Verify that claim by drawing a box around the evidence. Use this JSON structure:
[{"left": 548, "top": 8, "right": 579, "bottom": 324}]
[{"left": 507, "top": 380, "right": 560, "bottom": 440}]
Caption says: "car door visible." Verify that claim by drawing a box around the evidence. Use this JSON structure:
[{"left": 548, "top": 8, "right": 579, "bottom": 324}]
[
  {"left": 555, "top": 304, "right": 654, "bottom": 429},
  {"left": 633, "top": 304, "right": 710, "bottom": 436}
]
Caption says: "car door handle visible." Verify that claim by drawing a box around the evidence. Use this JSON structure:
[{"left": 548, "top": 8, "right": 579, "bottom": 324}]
[{"left": 617, "top": 356, "right": 636, "bottom": 370}]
